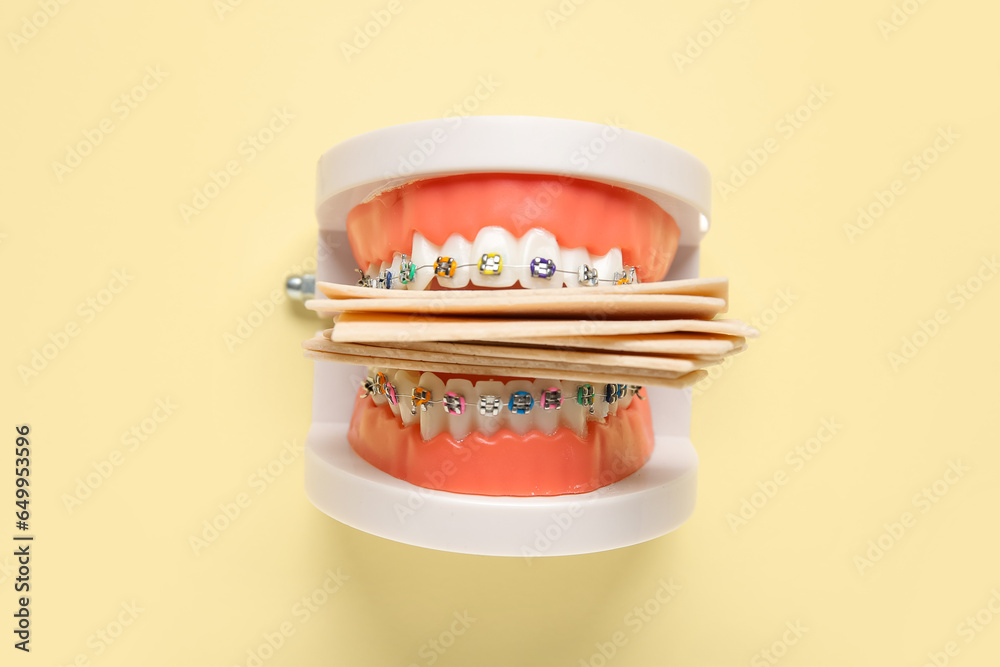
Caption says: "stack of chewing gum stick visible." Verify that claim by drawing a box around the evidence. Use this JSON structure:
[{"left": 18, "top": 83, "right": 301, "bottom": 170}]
[{"left": 302, "top": 276, "right": 756, "bottom": 390}]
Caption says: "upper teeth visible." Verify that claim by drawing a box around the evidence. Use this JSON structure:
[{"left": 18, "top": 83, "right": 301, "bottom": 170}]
[
  {"left": 363, "top": 227, "right": 636, "bottom": 290},
  {"left": 363, "top": 368, "right": 643, "bottom": 440}
]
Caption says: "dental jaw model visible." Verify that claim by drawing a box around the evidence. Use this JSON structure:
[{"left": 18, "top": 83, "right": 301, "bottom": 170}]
[{"left": 303, "top": 117, "right": 754, "bottom": 556}]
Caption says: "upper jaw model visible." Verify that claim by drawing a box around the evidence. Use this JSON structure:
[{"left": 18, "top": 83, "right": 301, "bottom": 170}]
[
  {"left": 347, "top": 172, "right": 679, "bottom": 290},
  {"left": 303, "top": 116, "right": 747, "bottom": 556}
]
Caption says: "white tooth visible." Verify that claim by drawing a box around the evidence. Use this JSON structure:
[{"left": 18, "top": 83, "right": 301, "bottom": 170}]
[
  {"left": 503, "top": 380, "right": 535, "bottom": 436},
  {"left": 392, "top": 370, "right": 421, "bottom": 427},
  {"left": 418, "top": 372, "right": 447, "bottom": 440},
  {"left": 608, "top": 388, "right": 621, "bottom": 417},
  {"left": 588, "top": 383, "right": 611, "bottom": 422},
  {"left": 443, "top": 378, "right": 476, "bottom": 440},
  {"left": 592, "top": 247, "right": 623, "bottom": 287},
  {"left": 388, "top": 253, "right": 406, "bottom": 290},
  {"left": 368, "top": 367, "right": 395, "bottom": 405},
  {"left": 366, "top": 262, "right": 380, "bottom": 283},
  {"left": 560, "top": 382, "right": 589, "bottom": 437},
  {"left": 383, "top": 369, "right": 402, "bottom": 417},
  {"left": 436, "top": 234, "right": 473, "bottom": 289},
  {"left": 619, "top": 385, "right": 634, "bottom": 411},
  {"left": 407, "top": 232, "right": 439, "bottom": 291},
  {"left": 473, "top": 380, "right": 506, "bottom": 436},
  {"left": 517, "top": 228, "right": 563, "bottom": 289},
  {"left": 369, "top": 367, "right": 387, "bottom": 406},
  {"left": 560, "top": 247, "right": 592, "bottom": 288},
  {"left": 470, "top": 226, "right": 517, "bottom": 287},
  {"left": 531, "top": 379, "right": 562, "bottom": 435},
  {"left": 607, "top": 384, "right": 621, "bottom": 417}
]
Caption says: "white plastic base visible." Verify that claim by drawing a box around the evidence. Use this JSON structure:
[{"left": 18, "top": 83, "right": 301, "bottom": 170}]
[{"left": 305, "top": 423, "right": 698, "bottom": 557}]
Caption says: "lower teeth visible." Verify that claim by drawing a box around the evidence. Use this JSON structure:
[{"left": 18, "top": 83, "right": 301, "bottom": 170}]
[{"left": 362, "top": 367, "right": 642, "bottom": 439}]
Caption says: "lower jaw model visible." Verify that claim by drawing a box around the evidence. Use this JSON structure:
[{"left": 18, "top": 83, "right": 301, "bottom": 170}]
[{"left": 342, "top": 173, "right": 680, "bottom": 497}]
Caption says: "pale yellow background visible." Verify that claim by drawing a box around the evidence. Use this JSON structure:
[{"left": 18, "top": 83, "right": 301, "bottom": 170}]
[{"left": 2, "top": 0, "right": 999, "bottom": 665}]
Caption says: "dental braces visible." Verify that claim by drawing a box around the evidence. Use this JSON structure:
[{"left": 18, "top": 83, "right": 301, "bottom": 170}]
[
  {"left": 357, "top": 253, "right": 639, "bottom": 289},
  {"left": 361, "top": 372, "right": 645, "bottom": 417}
]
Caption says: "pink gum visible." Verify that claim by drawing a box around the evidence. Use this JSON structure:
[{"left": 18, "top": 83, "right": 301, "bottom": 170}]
[{"left": 347, "top": 388, "right": 655, "bottom": 497}]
